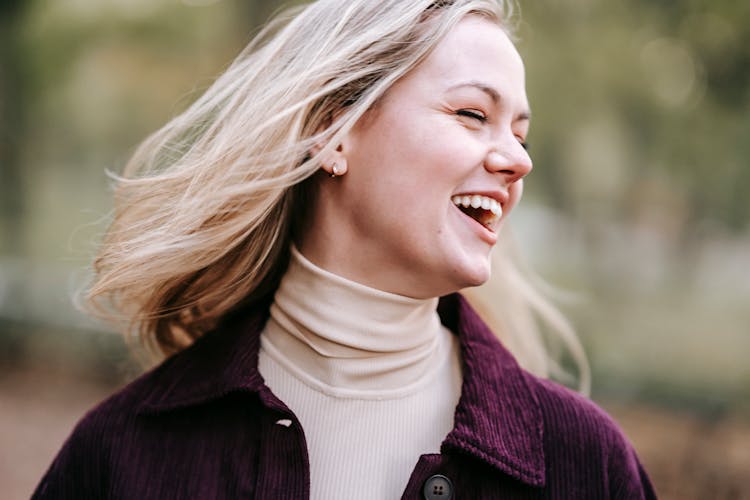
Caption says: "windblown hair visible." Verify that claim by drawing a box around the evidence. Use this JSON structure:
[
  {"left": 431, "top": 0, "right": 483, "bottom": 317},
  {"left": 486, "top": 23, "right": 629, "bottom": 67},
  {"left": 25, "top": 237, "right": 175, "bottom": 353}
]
[{"left": 87, "top": 0, "right": 589, "bottom": 391}]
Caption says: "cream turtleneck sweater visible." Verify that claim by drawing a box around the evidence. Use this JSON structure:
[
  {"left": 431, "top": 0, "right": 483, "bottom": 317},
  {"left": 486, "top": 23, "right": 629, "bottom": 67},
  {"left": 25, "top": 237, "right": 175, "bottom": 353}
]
[{"left": 258, "top": 246, "right": 462, "bottom": 500}]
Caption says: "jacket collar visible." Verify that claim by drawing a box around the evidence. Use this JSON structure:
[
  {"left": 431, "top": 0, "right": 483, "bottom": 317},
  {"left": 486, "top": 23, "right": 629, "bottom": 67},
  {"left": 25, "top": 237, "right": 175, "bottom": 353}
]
[
  {"left": 437, "top": 294, "right": 545, "bottom": 486},
  {"left": 137, "top": 293, "right": 545, "bottom": 487}
]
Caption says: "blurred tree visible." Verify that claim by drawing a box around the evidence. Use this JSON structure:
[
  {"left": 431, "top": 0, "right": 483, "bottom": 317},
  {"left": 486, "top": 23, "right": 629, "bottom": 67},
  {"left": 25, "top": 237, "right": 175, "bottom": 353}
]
[
  {"left": 519, "top": 0, "right": 750, "bottom": 236},
  {"left": 0, "top": 0, "right": 30, "bottom": 254}
]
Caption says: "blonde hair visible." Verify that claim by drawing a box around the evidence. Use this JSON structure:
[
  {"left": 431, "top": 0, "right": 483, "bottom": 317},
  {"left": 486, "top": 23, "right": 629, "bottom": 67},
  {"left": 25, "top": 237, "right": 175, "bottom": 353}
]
[{"left": 87, "top": 0, "right": 589, "bottom": 391}]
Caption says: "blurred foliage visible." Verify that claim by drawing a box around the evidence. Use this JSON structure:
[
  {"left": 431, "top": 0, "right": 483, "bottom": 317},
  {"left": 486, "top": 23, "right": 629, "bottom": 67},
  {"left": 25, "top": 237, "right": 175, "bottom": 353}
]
[
  {"left": 0, "top": 0, "right": 748, "bottom": 415},
  {"left": 519, "top": 0, "right": 750, "bottom": 232}
]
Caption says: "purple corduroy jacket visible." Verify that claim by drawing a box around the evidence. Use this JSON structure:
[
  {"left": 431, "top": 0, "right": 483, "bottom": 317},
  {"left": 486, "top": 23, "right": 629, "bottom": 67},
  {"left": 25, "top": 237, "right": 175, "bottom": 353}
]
[{"left": 33, "top": 293, "right": 657, "bottom": 499}]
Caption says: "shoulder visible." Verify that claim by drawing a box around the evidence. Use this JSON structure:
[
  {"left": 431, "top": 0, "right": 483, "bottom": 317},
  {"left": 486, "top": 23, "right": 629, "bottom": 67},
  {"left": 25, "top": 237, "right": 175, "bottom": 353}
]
[
  {"left": 49, "top": 327, "right": 243, "bottom": 439},
  {"left": 522, "top": 374, "right": 658, "bottom": 499},
  {"left": 31, "top": 369, "right": 156, "bottom": 499},
  {"left": 33, "top": 351, "right": 206, "bottom": 499},
  {"left": 527, "top": 374, "right": 625, "bottom": 449},
  {"left": 34, "top": 312, "right": 270, "bottom": 498},
  {"left": 63, "top": 351, "right": 187, "bottom": 436}
]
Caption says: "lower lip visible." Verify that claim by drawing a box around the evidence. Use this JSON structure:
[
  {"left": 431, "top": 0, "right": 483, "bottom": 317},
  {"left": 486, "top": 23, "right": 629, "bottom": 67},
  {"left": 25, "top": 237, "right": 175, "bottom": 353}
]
[{"left": 452, "top": 204, "right": 498, "bottom": 245}]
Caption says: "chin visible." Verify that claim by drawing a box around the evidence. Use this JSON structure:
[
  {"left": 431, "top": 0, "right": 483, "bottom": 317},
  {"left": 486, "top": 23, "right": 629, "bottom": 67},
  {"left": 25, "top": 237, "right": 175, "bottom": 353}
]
[{"left": 453, "top": 255, "right": 492, "bottom": 289}]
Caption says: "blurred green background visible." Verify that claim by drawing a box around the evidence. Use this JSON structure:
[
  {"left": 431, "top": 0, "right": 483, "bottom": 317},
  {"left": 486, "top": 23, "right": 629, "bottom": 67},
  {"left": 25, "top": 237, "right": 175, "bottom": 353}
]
[{"left": 1, "top": 0, "right": 748, "bottom": 498}]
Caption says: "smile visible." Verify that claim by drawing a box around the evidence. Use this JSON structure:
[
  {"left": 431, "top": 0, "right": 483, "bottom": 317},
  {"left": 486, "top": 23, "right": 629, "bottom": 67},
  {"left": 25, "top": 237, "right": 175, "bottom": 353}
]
[{"left": 451, "top": 194, "right": 502, "bottom": 228}]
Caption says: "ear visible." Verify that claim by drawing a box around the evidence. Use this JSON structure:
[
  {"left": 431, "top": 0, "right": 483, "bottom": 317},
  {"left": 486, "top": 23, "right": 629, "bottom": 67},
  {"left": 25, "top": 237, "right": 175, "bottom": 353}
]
[
  {"left": 311, "top": 136, "right": 349, "bottom": 177},
  {"left": 310, "top": 104, "right": 364, "bottom": 177}
]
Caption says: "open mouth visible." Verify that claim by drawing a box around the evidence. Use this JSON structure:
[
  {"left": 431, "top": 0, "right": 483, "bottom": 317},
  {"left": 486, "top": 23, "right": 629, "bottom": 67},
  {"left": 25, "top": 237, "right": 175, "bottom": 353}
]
[{"left": 451, "top": 194, "right": 502, "bottom": 229}]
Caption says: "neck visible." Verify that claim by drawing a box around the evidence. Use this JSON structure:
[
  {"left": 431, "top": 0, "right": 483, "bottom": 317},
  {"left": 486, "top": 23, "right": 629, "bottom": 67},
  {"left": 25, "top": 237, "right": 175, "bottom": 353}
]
[{"left": 260, "top": 245, "right": 447, "bottom": 396}]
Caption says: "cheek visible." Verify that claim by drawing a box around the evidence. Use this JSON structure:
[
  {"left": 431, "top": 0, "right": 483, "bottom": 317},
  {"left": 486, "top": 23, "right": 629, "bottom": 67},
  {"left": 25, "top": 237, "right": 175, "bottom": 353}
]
[
  {"left": 348, "top": 112, "right": 480, "bottom": 220},
  {"left": 395, "top": 134, "right": 474, "bottom": 196},
  {"left": 506, "top": 178, "right": 524, "bottom": 211},
  {"left": 350, "top": 132, "right": 438, "bottom": 200}
]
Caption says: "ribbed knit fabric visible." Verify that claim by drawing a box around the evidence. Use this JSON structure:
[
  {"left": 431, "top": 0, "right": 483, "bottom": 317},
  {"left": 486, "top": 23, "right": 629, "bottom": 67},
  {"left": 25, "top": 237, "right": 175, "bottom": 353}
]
[{"left": 258, "top": 245, "right": 462, "bottom": 500}]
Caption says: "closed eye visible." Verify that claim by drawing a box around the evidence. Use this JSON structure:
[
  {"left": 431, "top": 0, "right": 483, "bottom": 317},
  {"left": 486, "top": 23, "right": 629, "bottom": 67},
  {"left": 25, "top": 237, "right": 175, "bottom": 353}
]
[{"left": 456, "top": 109, "right": 487, "bottom": 122}]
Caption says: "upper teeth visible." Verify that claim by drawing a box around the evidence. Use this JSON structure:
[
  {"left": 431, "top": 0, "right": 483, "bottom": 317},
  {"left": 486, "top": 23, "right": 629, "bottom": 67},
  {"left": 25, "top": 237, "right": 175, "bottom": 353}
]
[{"left": 451, "top": 194, "right": 502, "bottom": 216}]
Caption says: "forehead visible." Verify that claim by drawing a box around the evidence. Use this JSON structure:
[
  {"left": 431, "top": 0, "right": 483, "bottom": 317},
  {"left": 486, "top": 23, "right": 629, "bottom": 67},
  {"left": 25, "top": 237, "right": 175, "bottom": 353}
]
[{"left": 408, "top": 15, "right": 528, "bottom": 107}]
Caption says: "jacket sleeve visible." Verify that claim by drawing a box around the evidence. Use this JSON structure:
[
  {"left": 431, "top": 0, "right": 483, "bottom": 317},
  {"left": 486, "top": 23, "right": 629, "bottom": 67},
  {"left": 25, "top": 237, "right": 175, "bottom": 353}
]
[
  {"left": 32, "top": 417, "right": 108, "bottom": 500},
  {"left": 607, "top": 435, "right": 658, "bottom": 500}
]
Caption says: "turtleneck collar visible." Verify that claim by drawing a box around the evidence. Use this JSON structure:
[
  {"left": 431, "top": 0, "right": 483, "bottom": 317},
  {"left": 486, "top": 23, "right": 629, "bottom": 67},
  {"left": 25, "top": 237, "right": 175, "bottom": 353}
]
[{"left": 260, "top": 245, "right": 451, "bottom": 397}]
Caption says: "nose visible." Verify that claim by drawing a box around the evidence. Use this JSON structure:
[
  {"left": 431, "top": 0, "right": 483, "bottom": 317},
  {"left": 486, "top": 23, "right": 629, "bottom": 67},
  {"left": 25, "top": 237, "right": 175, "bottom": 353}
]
[{"left": 484, "top": 144, "right": 532, "bottom": 185}]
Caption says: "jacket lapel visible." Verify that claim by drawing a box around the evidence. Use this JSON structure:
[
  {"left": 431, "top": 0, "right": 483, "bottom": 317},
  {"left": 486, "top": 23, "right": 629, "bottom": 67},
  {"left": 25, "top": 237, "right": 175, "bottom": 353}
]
[{"left": 439, "top": 294, "right": 546, "bottom": 487}]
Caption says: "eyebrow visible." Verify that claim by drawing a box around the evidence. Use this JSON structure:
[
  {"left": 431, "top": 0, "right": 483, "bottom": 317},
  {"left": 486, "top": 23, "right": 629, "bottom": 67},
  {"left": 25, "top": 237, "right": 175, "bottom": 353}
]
[{"left": 446, "top": 81, "right": 531, "bottom": 121}]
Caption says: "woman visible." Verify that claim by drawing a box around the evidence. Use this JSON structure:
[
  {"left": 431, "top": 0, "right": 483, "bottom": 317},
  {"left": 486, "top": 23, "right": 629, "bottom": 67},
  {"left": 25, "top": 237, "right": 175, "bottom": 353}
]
[{"left": 34, "top": 0, "right": 656, "bottom": 498}]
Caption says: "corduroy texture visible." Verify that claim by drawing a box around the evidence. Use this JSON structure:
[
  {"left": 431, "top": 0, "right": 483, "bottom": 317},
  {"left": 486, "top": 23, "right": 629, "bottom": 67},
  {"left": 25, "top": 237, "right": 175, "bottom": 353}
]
[{"left": 33, "top": 294, "right": 657, "bottom": 499}]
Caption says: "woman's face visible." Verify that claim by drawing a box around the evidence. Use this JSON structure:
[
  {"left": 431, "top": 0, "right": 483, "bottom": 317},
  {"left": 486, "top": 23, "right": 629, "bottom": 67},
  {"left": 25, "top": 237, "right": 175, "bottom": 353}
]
[{"left": 300, "top": 15, "right": 532, "bottom": 298}]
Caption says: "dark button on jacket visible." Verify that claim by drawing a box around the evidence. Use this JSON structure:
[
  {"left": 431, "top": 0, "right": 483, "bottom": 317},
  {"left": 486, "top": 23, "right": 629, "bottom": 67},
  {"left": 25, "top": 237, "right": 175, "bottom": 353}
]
[
  {"left": 33, "top": 293, "right": 657, "bottom": 499},
  {"left": 424, "top": 474, "right": 453, "bottom": 499}
]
